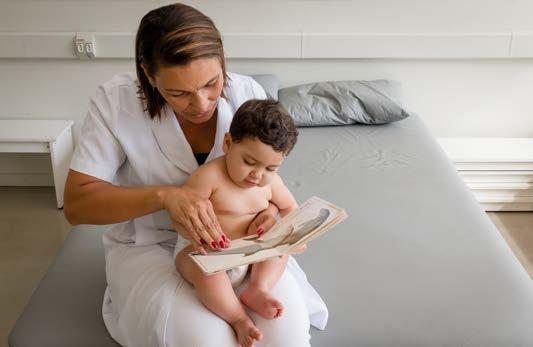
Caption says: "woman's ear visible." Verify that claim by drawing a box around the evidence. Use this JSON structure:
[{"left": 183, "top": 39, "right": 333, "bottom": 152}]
[{"left": 223, "top": 133, "right": 232, "bottom": 154}]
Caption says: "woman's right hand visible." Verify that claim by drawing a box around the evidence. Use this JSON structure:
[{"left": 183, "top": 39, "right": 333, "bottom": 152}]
[{"left": 160, "top": 186, "right": 228, "bottom": 253}]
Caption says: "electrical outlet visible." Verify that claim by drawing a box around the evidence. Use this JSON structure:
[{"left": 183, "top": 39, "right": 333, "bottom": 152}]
[
  {"left": 85, "top": 42, "right": 95, "bottom": 58},
  {"left": 75, "top": 32, "right": 96, "bottom": 59}
]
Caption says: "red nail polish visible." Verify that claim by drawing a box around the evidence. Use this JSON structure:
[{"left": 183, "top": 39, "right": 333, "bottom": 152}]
[
  {"left": 221, "top": 234, "right": 227, "bottom": 242},
  {"left": 211, "top": 241, "right": 217, "bottom": 249},
  {"left": 219, "top": 240, "right": 225, "bottom": 248},
  {"left": 200, "top": 239, "right": 207, "bottom": 245},
  {"left": 257, "top": 227, "right": 265, "bottom": 236}
]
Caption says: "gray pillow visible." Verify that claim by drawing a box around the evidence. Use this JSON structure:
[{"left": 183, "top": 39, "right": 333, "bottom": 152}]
[
  {"left": 250, "top": 74, "right": 279, "bottom": 100},
  {"left": 278, "top": 80, "right": 410, "bottom": 126}
]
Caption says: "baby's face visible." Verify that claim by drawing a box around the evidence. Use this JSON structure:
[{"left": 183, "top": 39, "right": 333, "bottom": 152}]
[{"left": 223, "top": 135, "right": 285, "bottom": 189}]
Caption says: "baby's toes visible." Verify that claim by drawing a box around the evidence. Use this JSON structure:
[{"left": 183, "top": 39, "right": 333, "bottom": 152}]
[
  {"left": 239, "top": 334, "right": 252, "bottom": 347},
  {"left": 251, "top": 326, "right": 262, "bottom": 340},
  {"left": 274, "top": 306, "right": 284, "bottom": 318},
  {"left": 243, "top": 329, "right": 262, "bottom": 347},
  {"left": 243, "top": 336, "right": 255, "bottom": 347},
  {"left": 268, "top": 298, "right": 284, "bottom": 318}
]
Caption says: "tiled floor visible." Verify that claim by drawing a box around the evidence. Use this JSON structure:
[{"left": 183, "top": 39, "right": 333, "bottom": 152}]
[
  {"left": 487, "top": 211, "right": 533, "bottom": 278},
  {"left": 0, "top": 187, "right": 531, "bottom": 347},
  {"left": 0, "top": 187, "right": 70, "bottom": 347}
]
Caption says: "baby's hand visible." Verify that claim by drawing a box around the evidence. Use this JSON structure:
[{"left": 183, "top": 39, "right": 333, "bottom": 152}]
[{"left": 247, "top": 210, "right": 277, "bottom": 237}]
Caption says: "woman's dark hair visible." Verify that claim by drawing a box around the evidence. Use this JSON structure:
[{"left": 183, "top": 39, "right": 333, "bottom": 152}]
[
  {"left": 230, "top": 99, "right": 299, "bottom": 155},
  {"left": 135, "top": 3, "right": 228, "bottom": 119}
]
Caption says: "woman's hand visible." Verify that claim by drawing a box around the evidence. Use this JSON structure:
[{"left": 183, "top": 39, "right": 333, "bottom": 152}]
[{"left": 161, "top": 186, "right": 227, "bottom": 254}]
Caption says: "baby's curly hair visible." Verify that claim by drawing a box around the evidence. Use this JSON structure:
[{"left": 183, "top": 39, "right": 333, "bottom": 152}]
[{"left": 230, "top": 99, "right": 298, "bottom": 155}]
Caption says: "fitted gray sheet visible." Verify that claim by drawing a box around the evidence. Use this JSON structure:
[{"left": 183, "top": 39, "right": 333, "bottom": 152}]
[
  {"left": 285, "top": 115, "right": 533, "bottom": 346},
  {"left": 10, "top": 115, "right": 533, "bottom": 347},
  {"left": 8, "top": 225, "right": 118, "bottom": 347}
]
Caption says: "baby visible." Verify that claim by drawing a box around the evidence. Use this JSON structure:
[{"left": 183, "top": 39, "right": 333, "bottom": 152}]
[{"left": 174, "top": 99, "right": 300, "bottom": 347}]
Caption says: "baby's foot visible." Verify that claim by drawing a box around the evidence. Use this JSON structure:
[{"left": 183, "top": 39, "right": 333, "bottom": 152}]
[
  {"left": 240, "top": 285, "right": 284, "bottom": 319},
  {"left": 231, "top": 318, "right": 262, "bottom": 347}
]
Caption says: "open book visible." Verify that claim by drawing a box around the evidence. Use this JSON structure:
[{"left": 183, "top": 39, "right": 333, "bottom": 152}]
[{"left": 189, "top": 196, "right": 347, "bottom": 275}]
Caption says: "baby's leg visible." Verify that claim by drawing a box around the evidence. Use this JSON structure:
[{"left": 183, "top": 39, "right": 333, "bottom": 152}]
[
  {"left": 176, "top": 245, "right": 262, "bottom": 347},
  {"left": 240, "top": 255, "right": 288, "bottom": 319}
]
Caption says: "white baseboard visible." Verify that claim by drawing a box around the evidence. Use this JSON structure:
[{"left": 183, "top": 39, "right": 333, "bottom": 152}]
[
  {"left": 0, "top": 153, "right": 53, "bottom": 186},
  {"left": 482, "top": 202, "right": 533, "bottom": 212},
  {"left": 0, "top": 173, "right": 53, "bottom": 186},
  {"left": 468, "top": 182, "right": 533, "bottom": 197},
  {"left": 438, "top": 137, "right": 533, "bottom": 211},
  {"left": 460, "top": 171, "right": 533, "bottom": 183},
  {"left": 477, "top": 195, "right": 533, "bottom": 211}
]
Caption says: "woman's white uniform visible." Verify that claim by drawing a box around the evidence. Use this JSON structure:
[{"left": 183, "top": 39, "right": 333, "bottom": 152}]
[{"left": 70, "top": 72, "right": 328, "bottom": 347}]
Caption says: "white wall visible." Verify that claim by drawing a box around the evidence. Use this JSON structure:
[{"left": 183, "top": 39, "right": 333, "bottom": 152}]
[{"left": 1, "top": 0, "right": 533, "bottom": 185}]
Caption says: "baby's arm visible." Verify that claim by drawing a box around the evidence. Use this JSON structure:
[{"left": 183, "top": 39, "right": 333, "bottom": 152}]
[
  {"left": 269, "top": 174, "right": 298, "bottom": 218},
  {"left": 184, "top": 164, "right": 216, "bottom": 198},
  {"left": 269, "top": 174, "right": 308, "bottom": 253}
]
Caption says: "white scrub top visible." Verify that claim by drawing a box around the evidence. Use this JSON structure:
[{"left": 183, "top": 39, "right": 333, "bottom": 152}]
[{"left": 70, "top": 72, "right": 328, "bottom": 330}]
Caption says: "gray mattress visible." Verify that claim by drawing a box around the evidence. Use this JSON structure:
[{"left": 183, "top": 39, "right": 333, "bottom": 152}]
[
  {"left": 287, "top": 115, "right": 533, "bottom": 346},
  {"left": 10, "top": 115, "right": 533, "bottom": 347}
]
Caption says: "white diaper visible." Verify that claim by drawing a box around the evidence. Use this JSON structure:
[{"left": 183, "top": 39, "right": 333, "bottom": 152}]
[{"left": 173, "top": 235, "right": 249, "bottom": 287}]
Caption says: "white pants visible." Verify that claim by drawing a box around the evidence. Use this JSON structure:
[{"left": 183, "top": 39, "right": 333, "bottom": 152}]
[{"left": 102, "top": 237, "right": 311, "bottom": 347}]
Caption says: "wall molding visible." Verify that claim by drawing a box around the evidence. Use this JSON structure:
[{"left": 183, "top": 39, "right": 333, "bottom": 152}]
[
  {"left": 0, "top": 173, "right": 53, "bottom": 186},
  {"left": 1, "top": 32, "right": 533, "bottom": 59},
  {"left": 511, "top": 32, "right": 533, "bottom": 58},
  {"left": 302, "top": 33, "right": 512, "bottom": 58}
]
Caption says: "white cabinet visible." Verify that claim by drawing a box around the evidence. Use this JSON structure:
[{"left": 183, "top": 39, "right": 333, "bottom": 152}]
[
  {"left": 0, "top": 120, "right": 74, "bottom": 209},
  {"left": 438, "top": 138, "right": 533, "bottom": 211}
]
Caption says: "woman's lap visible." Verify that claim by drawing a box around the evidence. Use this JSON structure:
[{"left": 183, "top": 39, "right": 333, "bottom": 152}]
[
  {"left": 104, "top": 241, "right": 310, "bottom": 347},
  {"left": 104, "top": 242, "right": 179, "bottom": 346},
  {"left": 236, "top": 270, "right": 311, "bottom": 347}
]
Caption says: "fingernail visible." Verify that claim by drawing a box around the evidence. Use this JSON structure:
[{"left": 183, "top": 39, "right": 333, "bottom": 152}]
[
  {"left": 221, "top": 234, "right": 227, "bottom": 242},
  {"left": 211, "top": 241, "right": 218, "bottom": 249},
  {"left": 200, "top": 239, "right": 207, "bottom": 245},
  {"left": 219, "top": 240, "right": 225, "bottom": 248},
  {"left": 257, "top": 227, "right": 264, "bottom": 236}
]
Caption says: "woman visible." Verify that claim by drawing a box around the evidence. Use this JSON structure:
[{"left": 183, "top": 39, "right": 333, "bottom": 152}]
[{"left": 64, "top": 3, "right": 326, "bottom": 346}]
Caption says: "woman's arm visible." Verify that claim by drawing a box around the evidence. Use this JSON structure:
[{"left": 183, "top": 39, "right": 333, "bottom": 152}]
[
  {"left": 64, "top": 170, "right": 223, "bottom": 252},
  {"left": 269, "top": 174, "right": 298, "bottom": 218},
  {"left": 64, "top": 170, "right": 169, "bottom": 225}
]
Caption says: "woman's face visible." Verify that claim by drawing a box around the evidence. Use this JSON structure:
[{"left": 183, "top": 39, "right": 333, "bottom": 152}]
[{"left": 148, "top": 58, "right": 224, "bottom": 125}]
